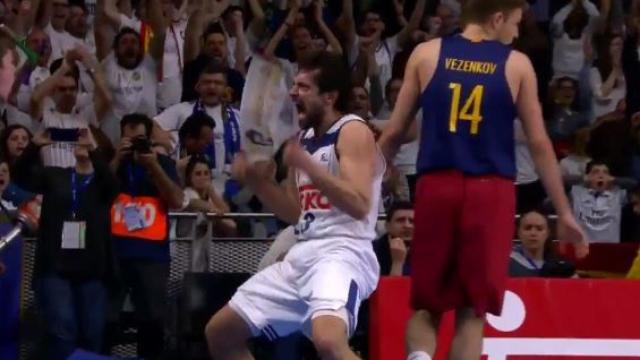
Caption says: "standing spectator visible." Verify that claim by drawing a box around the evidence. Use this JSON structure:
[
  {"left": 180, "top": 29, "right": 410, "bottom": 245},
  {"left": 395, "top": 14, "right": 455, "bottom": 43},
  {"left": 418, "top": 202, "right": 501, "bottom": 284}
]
[
  {"left": 14, "top": 28, "right": 53, "bottom": 112},
  {"left": 544, "top": 76, "right": 588, "bottom": 156},
  {"left": 182, "top": 0, "right": 244, "bottom": 103},
  {"left": 560, "top": 127, "right": 592, "bottom": 184},
  {"left": 373, "top": 201, "right": 414, "bottom": 276},
  {"left": 95, "top": 0, "right": 165, "bottom": 144},
  {"left": 221, "top": 5, "right": 250, "bottom": 74},
  {"left": 587, "top": 99, "right": 631, "bottom": 176},
  {"left": 41, "top": 0, "right": 78, "bottom": 63},
  {"left": 12, "top": 129, "right": 118, "bottom": 360},
  {"left": 156, "top": 0, "right": 189, "bottom": 111},
  {"left": 590, "top": 33, "right": 626, "bottom": 121},
  {"left": 155, "top": 64, "right": 241, "bottom": 195},
  {"left": 551, "top": 0, "right": 596, "bottom": 79},
  {"left": 515, "top": 119, "right": 546, "bottom": 214},
  {"left": 29, "top": 48, "right": 111, "bottom": 168},
  {"left": 66, "top": 1, "right": 96, "bottom": 55},
  {"left": 509, "top": 210, "right": 576, "bottom": 278},
  {"left": 571, "top": 160, "right": 636, "bottom": 243},
  {"left": 338, "top": 0, "right": 426, "bottom": 102},
  {"left": 109, "top": 113, "right": 184, "bottom": 360}
]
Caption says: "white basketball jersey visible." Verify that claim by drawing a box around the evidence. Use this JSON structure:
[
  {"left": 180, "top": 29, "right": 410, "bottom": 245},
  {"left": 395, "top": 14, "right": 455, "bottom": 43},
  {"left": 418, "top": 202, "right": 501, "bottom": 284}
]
[{"left": 294, "top": 114, "right": 385, "bottom": 242}]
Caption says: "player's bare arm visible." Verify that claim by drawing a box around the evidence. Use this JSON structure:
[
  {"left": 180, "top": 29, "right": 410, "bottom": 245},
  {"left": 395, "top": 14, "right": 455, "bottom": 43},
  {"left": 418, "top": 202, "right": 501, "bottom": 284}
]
[
  {"left": 509, "top": 50, "right": 589, "bottom": 257},
  {"left": 284, "top": 121, "right": 378, "bottom": 220},
  {"left": 231, "top": 153, "right": 301, "bottom": 224},
  {"left": 379, "top": 40, "right": 439, "bottom": 161}
]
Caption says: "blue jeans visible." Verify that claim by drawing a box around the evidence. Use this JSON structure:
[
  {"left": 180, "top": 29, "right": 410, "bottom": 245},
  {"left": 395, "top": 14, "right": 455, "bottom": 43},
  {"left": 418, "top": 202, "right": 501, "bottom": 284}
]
[{"left": 35, "top": 274, "right": 107, "bottom": 360}]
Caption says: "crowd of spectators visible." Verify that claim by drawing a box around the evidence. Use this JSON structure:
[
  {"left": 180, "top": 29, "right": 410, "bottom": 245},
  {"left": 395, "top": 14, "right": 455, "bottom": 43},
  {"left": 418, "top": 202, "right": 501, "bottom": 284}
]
[{"left": 1, "top": 0, "right": 640, "bottom": 358}]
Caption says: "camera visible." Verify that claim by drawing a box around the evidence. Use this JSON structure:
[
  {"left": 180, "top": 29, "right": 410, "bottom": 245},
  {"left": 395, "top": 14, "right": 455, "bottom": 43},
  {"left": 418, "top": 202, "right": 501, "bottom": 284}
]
[{"left": 130, "top": 137, "right": 152, "bottom": 154}]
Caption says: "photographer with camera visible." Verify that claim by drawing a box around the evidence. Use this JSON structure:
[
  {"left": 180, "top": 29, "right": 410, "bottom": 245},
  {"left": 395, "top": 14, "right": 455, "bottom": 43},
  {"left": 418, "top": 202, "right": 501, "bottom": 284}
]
[{"left": 109, "top": 113, "right": 183, "bottom": 360}]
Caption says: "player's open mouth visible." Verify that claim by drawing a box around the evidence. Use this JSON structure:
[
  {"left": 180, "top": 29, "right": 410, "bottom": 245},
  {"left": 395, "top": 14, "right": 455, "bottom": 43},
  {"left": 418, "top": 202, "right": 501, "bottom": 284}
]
[{"left": 295, "top": 102, "right": 306, "bottom": 114}]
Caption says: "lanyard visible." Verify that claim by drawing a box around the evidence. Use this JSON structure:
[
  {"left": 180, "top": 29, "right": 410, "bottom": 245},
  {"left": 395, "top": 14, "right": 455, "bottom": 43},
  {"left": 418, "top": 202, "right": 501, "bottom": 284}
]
[
  {"left": 71, "top": 170, "right": 93, "bottom": 219},
  {"left": 517, "top": 247, "right": 542, "bottom": 271}
]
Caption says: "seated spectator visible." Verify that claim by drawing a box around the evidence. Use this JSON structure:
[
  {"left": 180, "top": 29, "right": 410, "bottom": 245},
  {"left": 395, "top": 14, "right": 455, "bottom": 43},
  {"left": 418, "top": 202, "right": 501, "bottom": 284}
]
[
  {"left": 631, "top": 112, "right": 640, "bottom": 182},
  {"left": 1, "top": 124, "right": 31, "bottom": 165},
  {"left": 12, "top": 129, "right": 118, "bottom": 360},
  {"left": 544, "top": 76, "right": 588, "bottom": 156},
  {"left": 179, "top": 155, "right": 236, "bottom": 272},
  {"left": 621, "top": 186, "right": 640, "bottom": 243},
  {"left": 587, "top": 99, "right": 631, "bottom": 176},
  {"left": 590, "top": 33, "right": 626, "bottom": 121},
  {"left": 571, "top": 160, "right": 637, "bottom": 243},
  {"left": 373, "top": 201, "right": 413, "bottom": 276},
  {"left": 155, "top": 64, "right": 241, "bottom": 196},
  {"left": 509, "top": 210, "right": 576, "bottom": 278},
  {"left": 560, "top": 127, "right": 591, "bottom": 184}
]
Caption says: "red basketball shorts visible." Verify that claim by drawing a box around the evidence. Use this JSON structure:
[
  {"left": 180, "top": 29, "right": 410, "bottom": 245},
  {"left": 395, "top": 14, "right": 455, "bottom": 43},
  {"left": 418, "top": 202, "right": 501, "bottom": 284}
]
[{"left": 410, "top": 170, "right": 516, "bottom": 316}]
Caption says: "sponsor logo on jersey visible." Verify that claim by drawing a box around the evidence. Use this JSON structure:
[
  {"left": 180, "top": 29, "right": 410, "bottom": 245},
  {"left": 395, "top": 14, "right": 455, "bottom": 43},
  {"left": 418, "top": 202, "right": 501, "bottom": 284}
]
[{"left": 298, "top": 184, "right": 331, "bottom": 211}]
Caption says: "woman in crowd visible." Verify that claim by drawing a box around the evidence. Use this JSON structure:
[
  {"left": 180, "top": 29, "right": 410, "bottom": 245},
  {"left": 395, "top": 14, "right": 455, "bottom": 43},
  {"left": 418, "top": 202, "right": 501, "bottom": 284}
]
[
  {"left": 1, "top": 124, "right": 31, "bottom": 165},
  {"left": 509, "top": 210, "right": 576, "bottom": 278},
  {"left": 590, "top": 33, "right": 626, "bottom": 121},
  {"left": 12, "top": 129, "right": 119, "bottom": 360},
  {"left": 179, "top": 156, "right": 236, "bottom": 271}
]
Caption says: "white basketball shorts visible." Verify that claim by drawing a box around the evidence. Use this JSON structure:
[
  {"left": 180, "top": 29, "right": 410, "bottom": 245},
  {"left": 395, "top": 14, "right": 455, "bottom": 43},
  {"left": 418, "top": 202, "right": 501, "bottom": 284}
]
[{"left": 228, "top": 237, "right": 380, "bottom": 341}]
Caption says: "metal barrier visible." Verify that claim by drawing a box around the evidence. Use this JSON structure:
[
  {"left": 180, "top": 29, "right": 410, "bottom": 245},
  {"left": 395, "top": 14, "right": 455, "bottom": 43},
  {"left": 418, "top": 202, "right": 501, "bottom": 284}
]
[{"left": 16, "top": 212, "right": 554, "bottom": 359}]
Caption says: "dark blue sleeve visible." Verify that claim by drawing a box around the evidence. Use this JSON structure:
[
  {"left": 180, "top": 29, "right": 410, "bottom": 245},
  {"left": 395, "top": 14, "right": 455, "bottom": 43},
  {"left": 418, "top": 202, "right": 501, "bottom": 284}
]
[
  {"left": 159, "top": 156, "right": 180, "bottom": 185},
  {"left": 2, "top": 183, "right": 36, "bottom": 207}
]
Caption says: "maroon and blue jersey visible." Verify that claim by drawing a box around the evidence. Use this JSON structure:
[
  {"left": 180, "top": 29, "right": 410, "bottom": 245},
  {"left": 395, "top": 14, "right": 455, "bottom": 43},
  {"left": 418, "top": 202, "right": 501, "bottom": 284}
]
[{"left": 417, "top": 35, "right": 518, "bottom": 179}]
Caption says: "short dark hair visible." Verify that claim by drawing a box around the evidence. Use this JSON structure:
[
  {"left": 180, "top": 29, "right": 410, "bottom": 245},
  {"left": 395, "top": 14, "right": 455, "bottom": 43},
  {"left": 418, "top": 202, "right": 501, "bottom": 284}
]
[
  {"left": 200, "top": 63, "right": 228, "bottom": 80},
  {"left": 120, "top": 113, "right": 153, "bottom": 137},
  {"left": 461, "top": 0, "right": 526, "bottom": 25},
  {"left": 49, "top": 58, "right": 80, "bottom": 84},
  {"left": 113, "top": 27, "right": 141, "bottom": 50},
  {"left": 386, "top": 201, "right": 413, "bottom": 222},
  {"left": 69, "top": 0, "right": 88, "bottom": 12},
  {"left": 586, "top": 160, "right": 609, "bottom": 174},
  {"left": 298, "top": 51, "right": 351, "bottom": 112},
  {"left": 178, "top": 112, "right": 215, "bottom": 143},
  {"left": 202, "top": 22, "right": 225, "bottom": 42}
]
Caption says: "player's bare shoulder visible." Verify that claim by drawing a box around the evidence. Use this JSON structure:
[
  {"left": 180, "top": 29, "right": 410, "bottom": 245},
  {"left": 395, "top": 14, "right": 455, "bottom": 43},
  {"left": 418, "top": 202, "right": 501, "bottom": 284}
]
[
  {"left": 505, "top": 49, "right": 535, "bottom": 102},
  {"left": 410, "top": 39, "right": 442, "bottom": 88}
]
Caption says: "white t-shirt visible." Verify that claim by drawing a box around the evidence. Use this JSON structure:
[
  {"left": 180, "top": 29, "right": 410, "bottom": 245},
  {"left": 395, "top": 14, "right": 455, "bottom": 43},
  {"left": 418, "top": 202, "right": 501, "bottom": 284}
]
[
  {"left": 101, "top": 53, "right": 158, "bottom": 143},
  {"left": 571, "top": 185, "right": 626, "bottom": 243},
  {"left": 552, "top": 33, "right": 586, "bottom": 79},
  {"left": 158, "top": 19, "right": 188, "bottom": 110},
  {"left": 44, "top": 23, "right": 77, "bottom": 63},
  {"left": 515, "top": 119, "right": 538, "bottom": 185},
  {"left": 16, "top": 66, "right": 50, "bottom": 113},
  {"left": 40, "top": 95, "right": 97, "bottom": 168},
  {"left": 589, "top": 67, "right": 626, "bottom": 121},
  {"left": 155, "top": 101, "right": 236, "bottom": 194},
  {"left": 0, "top": 104, "right": 36, "bottom": 132},
  {"left": 560, "top": 154, "right": 591, "bottom": 179},
  {"left": 348, "top": 35, "right": 400, "bottom": 102}
]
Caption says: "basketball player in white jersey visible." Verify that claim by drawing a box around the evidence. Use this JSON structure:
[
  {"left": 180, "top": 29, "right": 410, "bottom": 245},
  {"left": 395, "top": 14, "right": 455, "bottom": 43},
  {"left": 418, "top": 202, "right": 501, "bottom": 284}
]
[{"left": 204, "top": 51, "right": 384, "bottom": 360}]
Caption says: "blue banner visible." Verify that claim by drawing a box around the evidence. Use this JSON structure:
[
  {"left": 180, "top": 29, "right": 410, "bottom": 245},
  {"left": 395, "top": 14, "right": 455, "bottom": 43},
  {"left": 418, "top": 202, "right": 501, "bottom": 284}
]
[{"left": 0, "top": 223, "right": 22, "bottom": 360}]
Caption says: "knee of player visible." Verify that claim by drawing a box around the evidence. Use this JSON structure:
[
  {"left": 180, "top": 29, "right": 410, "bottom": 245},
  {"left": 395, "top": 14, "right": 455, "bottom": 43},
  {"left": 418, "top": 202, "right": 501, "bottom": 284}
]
[{"left": 311, "top": 321, "right": 349, "bottom": 358}]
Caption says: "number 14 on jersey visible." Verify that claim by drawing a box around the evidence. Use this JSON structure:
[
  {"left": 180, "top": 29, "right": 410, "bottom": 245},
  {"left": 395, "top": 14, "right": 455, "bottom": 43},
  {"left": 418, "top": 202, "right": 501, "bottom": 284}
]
[{"left": 448, "top": 83, "right": 485, "bottom": 135}]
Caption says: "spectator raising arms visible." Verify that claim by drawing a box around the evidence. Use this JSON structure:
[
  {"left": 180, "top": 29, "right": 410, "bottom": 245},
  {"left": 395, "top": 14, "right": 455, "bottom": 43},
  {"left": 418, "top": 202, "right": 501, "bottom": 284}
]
[{"left": 12, "top": 129, "right": 119, "bottom": 360}]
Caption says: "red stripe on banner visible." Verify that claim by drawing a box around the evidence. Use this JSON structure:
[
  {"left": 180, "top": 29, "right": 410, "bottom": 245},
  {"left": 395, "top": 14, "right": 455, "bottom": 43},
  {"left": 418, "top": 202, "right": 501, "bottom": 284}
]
[{"left": 370, "top": 277, "right": 640, "bottom": 360}]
